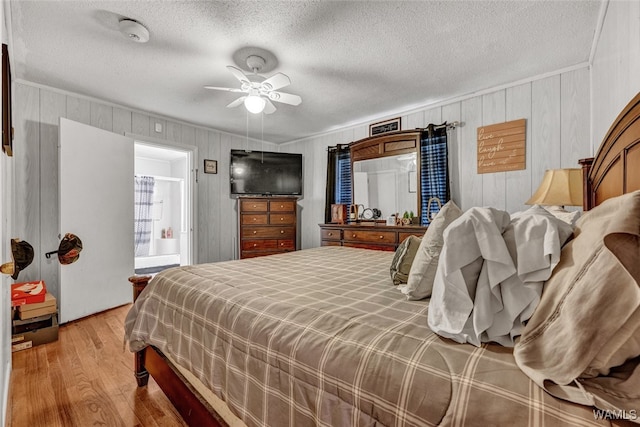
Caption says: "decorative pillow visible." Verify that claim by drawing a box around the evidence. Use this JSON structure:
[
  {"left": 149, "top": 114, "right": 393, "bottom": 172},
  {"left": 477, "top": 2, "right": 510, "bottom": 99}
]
[
  {"left": 389, "top": 235, "right": 422, "bottom": 285},
  {"left": 400, "top": 200, "right": 463, "bottom": 300},
  {"left": 514, "top": 190, "right": 640, "bottom": 413}
]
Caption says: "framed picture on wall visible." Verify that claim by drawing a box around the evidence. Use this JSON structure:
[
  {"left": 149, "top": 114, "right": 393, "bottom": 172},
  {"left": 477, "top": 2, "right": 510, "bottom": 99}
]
[
  {"left": 204, "top": 159, "right": 218, "bottom": 174},
  {"left": 2, "top": 44, "right": 13, "bottom": 156},
  {"left": 369, "top": 117, "right": 401, "bottom": 137}
]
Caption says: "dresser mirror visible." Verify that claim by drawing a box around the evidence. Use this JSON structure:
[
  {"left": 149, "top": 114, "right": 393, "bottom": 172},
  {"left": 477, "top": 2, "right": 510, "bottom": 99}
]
[
  {"left": 352, "top": 152, "right": 417, "bottom": 219},
  {"left": 349, "top": 130, "right": 423, "bottom": 221}
]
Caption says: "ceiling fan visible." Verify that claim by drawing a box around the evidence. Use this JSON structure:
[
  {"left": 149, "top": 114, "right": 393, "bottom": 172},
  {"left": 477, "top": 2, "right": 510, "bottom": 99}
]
[{"left": 205, "top": 55, "right": 302, "bottom": 114}]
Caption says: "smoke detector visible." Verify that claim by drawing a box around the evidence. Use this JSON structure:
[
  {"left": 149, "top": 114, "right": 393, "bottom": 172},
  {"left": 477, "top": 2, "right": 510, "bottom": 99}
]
[{"left": 118, "top": 19, "right": 150, "bottom": 43}]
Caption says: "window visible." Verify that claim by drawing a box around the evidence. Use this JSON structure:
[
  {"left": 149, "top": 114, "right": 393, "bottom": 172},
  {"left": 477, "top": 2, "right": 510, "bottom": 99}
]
[{"left": 335, "top": 149, "right": 352, "bottom": 205}]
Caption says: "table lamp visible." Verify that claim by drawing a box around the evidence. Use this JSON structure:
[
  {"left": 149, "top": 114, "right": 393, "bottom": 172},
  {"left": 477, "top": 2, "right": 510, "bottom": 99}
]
[
  {"left": 525, "top": 169, "right": 584, "bottom": 231},
  {"left": 526, "top": 168, "right": 583, "bottom": 209}
]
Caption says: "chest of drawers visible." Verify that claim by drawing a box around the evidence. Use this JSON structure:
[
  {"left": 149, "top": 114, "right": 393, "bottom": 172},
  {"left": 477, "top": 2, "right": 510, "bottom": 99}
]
[{"left": 239, "top": 197, "right": 298, "bottom": 258}]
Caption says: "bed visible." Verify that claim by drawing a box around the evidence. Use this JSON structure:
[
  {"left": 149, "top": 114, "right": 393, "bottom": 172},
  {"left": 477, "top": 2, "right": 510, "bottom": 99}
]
[{"left": 124, "top": 91, "right": 640, "bottom": 427}]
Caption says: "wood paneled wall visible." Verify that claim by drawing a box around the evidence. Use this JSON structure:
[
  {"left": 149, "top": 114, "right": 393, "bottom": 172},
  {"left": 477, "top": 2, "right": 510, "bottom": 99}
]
[
  {"left": 15, "top": 59, "right": 626, "bottom": 291},
  {"left": 282, "top": 68, "right": 591, "bottom": 250},
  {"left": 12, "top": 83, "right": 275, "bottom": 300},
  {"left": 591, "top": 0, "right": 640, "bottom": 149}
]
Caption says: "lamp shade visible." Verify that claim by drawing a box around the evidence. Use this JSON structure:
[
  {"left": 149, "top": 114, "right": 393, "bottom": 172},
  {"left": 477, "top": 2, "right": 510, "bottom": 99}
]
[
  {"left": 244, "top": 95, "right": 266, "bottom": 114},
  {"left": 526, "top": 168, "right": 583, "bottom": 207}
]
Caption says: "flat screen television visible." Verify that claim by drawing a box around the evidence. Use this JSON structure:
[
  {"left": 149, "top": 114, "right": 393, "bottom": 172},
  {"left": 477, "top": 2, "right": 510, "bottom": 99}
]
[{"left": 230, "top": 149, "right": 303, "bottom": 196}]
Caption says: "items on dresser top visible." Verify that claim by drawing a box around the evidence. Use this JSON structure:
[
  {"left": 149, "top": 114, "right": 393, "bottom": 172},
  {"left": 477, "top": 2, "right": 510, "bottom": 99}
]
[{"left": 239, "top": 197, "right": 298, "bottom": 259}]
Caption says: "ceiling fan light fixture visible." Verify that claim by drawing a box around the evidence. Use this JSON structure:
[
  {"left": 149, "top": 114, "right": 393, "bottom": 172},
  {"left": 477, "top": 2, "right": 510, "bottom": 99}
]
[
  {"left": 204, "top": 49, "right": 300, "bottom": 114},
  {"left": 244, "top": 94, "right": 266, "bottom": 114}
]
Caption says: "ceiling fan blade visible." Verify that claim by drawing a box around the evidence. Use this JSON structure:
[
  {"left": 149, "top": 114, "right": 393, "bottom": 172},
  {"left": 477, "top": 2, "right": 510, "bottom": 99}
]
[
  {"left": 204, "top": 86, "right": 244, "bottom": 93},
  {"left": 227, "top": 66, "right": 250, "bottom": 84},
  {"left": 263, "top": 99, "right": 277, "bottom": 115},
  {"left": 268, "top": 91, "right": 302, "bottom": 106},
  {"left": 261, "top": 72, "right": 291, "bottom": 91},
  {"left": 226, "top": 96, "right": 246, "bottom": 108}
]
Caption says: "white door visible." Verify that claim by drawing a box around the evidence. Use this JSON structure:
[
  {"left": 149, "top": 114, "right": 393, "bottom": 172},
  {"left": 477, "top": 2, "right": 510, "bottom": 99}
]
[{"left": 59, "top": 118, "right": 134, "bottom": 323}]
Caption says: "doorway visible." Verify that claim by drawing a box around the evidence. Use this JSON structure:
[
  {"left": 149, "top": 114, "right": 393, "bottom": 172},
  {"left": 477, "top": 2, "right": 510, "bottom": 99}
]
[{"left": 134, "top": 142, "right": 194, "bottom": 275}]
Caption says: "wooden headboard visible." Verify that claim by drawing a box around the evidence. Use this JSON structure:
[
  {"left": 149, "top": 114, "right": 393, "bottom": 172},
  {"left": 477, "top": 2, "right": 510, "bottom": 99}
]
[{"left": 581, "top": 92, "right": 640, "bottom": 210}]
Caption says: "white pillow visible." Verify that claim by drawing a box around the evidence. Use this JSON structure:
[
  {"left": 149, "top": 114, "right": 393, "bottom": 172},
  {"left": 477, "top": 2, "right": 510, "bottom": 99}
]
[{"left": 400, "top": 200, "right": 462, "bottom": 300}]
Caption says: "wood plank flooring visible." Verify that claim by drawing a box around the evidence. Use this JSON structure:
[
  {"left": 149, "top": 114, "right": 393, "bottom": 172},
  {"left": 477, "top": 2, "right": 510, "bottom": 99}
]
[{"left": 9, "top": 304, "right": 187, "bottom": 427}]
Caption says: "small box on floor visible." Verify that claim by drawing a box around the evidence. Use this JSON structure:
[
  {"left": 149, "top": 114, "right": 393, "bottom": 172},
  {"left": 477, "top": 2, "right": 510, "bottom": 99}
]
[
  {"left": 17, "top": 293, "right": 56, "bottom": 320},
  {"left": 11, "top": 314, "right": 58, "bottom": 352}
]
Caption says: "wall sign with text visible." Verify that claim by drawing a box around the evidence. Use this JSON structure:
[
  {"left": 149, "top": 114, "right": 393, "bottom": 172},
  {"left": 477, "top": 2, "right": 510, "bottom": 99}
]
[
  {"left": 477, "top": 118, "right": 526, "bottom": 174},
  {"left": 369, "top": 117, "right": 401, "bottom": 136}
]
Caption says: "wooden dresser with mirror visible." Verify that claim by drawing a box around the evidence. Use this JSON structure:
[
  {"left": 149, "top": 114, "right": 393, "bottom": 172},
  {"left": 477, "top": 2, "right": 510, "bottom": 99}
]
[{"left": 320, "top": 129, "right": 431, "bottom": 247}]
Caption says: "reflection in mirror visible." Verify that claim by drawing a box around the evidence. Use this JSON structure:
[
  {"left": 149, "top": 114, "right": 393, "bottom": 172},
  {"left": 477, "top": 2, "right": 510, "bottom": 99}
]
[{"left": 352, "top": 152, "right": 417, "bottom": 219}]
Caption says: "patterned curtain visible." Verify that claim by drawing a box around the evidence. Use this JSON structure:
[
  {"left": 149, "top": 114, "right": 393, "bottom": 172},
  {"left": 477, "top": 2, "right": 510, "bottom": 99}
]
[
  {"left": 420, "top": 124, "right": 449, "bottom": 225},
  {"left": 134, "top": 176, "right": 155, "bottom": 257},
  {"left": 324, "top": 144, "right": 351, "bottom": 223}
]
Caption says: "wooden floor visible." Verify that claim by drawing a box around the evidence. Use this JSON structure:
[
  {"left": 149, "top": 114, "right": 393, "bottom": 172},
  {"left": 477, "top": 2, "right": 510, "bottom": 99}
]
[{"left": 8, "top": 304, "right": 188, "bottom": 427}]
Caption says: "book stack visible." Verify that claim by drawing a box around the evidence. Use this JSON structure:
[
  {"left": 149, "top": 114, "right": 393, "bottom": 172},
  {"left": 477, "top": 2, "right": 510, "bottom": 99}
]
[{"left": 10, "top": 281, "right": 59, "bottom": 352}]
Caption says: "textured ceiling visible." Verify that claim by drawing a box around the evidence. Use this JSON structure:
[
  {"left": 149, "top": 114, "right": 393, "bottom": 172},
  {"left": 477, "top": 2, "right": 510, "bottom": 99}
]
[{"left": 8, "top": 1, "right": 601, "bottom": 143}]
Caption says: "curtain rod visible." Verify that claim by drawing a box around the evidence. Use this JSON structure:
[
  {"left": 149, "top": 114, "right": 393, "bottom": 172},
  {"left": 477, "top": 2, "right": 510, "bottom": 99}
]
[
  {"left": 326, "top": 121, "right": 462, "bottom": 151},
  {"left": 424, "top": 121, "right": 460, "bottom": 131},
  {"left": 136, "top": 174, "right": 183, "bottom": 182}
]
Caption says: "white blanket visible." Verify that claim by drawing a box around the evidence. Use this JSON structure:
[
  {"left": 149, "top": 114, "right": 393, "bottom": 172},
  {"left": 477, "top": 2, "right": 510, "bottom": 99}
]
[{"left": 428, "top": 206, "right": 574, "bottom": 347}]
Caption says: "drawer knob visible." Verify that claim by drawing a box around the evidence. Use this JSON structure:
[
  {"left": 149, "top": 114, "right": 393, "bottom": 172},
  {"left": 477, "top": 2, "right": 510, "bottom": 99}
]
[
  {"left": 280, "top": 230, "right": 285, "bottom": 234},
  {"left": 352, "top": 234, "right": 356, "bottom": 238},
  {"left": 280, "top": 242, "right": 284, "bottom": 246},
  {"left": 379, "top": 235, "right": 384, "bottom": 239},
  {"left": 253, "top": 217, "right": 257, "bottom": 221},
  {"left": 253, "top": 205, "right": 257, "bottom": 208},
  {"left": 280, "top": 204, "right": 284, "bottom": 208},
  {"left": 280, "top": 217, "right": 284, "bottom": 221},
  {"left": 253, "top": 231, "right": 257, "bottom": 234},
  {"left": 253, "top": 243, "right": 257, "bottom": 247},
  {"left": 328, "top": 232, "right": 333, "bottom": 236}
]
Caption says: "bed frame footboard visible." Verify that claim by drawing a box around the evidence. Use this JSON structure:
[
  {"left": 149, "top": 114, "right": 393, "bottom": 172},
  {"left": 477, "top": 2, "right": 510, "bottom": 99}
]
[
  {"left": 128, "top": 275, "right": 227, "bottom": 427},
  {"left": 129, "top": 275, "right": 152, "bottom": 387}
]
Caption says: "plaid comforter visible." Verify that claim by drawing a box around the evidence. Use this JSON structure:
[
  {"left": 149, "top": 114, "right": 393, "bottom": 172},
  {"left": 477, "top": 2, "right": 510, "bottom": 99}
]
[{"left": 124, "top": 246, "right": 626, "bottom": 427}]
